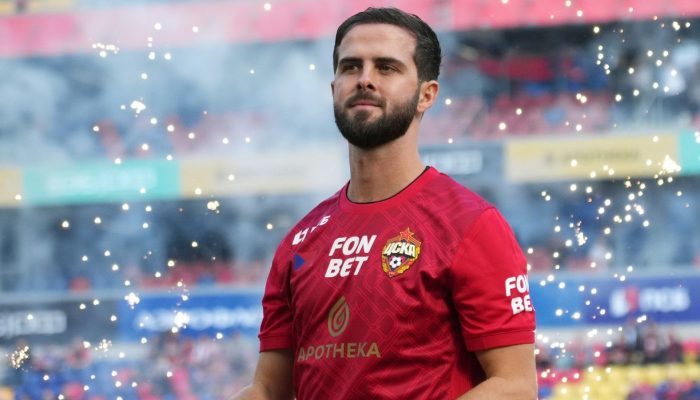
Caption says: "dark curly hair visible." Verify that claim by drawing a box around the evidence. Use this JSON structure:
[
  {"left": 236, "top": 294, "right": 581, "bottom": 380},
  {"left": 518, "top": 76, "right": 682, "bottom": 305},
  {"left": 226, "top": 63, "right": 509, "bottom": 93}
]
[{"left": 333, "top": 7, "right": 442, "bottom": 82}]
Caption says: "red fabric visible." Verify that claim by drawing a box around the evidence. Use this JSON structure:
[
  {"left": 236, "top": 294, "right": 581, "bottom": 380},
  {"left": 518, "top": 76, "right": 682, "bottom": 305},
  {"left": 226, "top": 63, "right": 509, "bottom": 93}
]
[{"left": 259, "top": 167, "right": 535, "bottom": 399}]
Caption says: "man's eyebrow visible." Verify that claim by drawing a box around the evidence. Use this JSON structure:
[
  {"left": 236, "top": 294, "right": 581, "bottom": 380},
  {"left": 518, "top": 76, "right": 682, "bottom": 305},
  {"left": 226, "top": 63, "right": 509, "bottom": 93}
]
[
  {"left": 337, "top": 57, "right": 362, "bottom": 65},
  {"left": 373, "top": 57, "right": 406, "bottom": 69},
  {"left": 338, "top": 56, "right": 407, "bottom": 67}
]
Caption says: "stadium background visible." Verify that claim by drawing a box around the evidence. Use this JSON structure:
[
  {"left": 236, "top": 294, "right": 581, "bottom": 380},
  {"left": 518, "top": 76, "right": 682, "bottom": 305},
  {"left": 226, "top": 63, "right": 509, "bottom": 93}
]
[{"left": 1, "top": 0, "right": 700, "bottom": 399}]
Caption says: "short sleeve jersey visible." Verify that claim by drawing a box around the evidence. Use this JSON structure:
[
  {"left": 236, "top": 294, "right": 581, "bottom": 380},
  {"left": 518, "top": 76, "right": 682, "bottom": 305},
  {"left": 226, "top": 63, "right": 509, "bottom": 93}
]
[{"left": 259, "top": 167, "right": 535, "bottom": 400}]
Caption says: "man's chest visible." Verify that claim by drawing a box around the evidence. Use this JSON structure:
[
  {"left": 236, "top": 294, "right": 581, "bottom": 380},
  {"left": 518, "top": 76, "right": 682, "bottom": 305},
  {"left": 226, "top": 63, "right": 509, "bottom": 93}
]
[
  {"left": 286, "top": 214, "right": 455, "bottom": 337},
  {"left": 291, "top": 218, "right": 430, "bottom": 286}
]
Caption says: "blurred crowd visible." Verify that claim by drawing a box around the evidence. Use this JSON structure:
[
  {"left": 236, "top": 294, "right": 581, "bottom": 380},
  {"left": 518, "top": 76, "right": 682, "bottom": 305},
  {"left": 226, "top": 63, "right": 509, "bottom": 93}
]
[
  {"left": 1, "top": 13, "right": 700, "bottom": 293},
  {"left": 2, "top": 17, "right": 700, "bottom": 161},
  {"left": 1, "top": 176, "right": 699, "bottom": 294},
  {"left": 517, "top": 176, "right": 700, "bottom": 274},
  {"left": 627, "top": 382, "right": 700, "bottom": 400},
  {"left": 1, "top": 321, "right": 699, "bottom": 400},
  {"left": 0, "top": 195, "right": 298, "bottom": 292},
  {"left": 1, "top": 332, "right": 258, "bottom": 400},
  {"left": 2, "top": 4, "right": 700, "bottom": 400},
  {"left": 537, "top": 322, "right": 693, "bottom": 372},
  {"left": 537, "top": 322, "right": 700, "bottom": 399}
]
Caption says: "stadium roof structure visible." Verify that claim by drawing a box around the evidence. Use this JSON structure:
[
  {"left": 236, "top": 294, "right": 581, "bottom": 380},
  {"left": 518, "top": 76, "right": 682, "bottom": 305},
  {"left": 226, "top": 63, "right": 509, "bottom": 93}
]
[{"left": 1, "top": 0, "right": 699, "bottom": 58}]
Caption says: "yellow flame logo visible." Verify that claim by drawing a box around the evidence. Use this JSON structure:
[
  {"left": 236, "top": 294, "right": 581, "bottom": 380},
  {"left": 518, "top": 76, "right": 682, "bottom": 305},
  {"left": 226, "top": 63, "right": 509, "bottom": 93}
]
[{"left": 327, "top": 296, "right": 350, "bottom": 337}]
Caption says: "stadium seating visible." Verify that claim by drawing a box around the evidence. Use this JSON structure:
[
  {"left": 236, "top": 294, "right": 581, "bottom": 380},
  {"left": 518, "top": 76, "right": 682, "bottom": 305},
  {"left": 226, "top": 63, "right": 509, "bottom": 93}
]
[
  {"left": 2, "top": 2, "right": 700, "bottom": 399},
  {"left": 545, "top": 362, "right": 700, "bottom": 400}
]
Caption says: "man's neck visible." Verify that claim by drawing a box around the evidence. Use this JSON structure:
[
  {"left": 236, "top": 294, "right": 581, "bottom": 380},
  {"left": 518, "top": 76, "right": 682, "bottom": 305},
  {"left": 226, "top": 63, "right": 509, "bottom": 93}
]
[{"left": 346, "top": 139, "right": 425, "bottom": 203}]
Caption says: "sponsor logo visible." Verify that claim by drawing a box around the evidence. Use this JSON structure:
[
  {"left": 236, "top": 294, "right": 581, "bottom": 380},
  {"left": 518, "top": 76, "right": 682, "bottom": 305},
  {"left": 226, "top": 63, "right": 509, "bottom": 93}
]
[
  {"left": 325, "top": 235, "right": 377, "bottom": 278},
  {"left": 0, "top": 310, "right": 67, "bottom": 339},
  {"left": 293, "top": 254, "right": 305, "bottom": 270},
  {"left": 610, "top": 285, "right": 690, "bottom": 318},
  {"left": 296, "top": 296, "right": 381, "bottom": 362},
  {"left": 297, "top": 342, "right": 381, "bottom": 361},
  {"left": 135, "top": 307, "right": 262, "bottom": 332},
  {"left": 381, "top": 228, "right": 421, "bottom": 278},
  {"left": 505, "top": 275, "right": 533, "bottom": 315},
  {"left": 327, "top": 297, "right": 350, "bottom": 337},
  {"left": 292, "top": 215, "right": 331, "bottom": 245}
]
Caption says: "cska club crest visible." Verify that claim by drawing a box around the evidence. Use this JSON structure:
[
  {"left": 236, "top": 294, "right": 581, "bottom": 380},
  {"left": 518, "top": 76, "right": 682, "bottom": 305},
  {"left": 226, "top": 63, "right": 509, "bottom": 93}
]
[{"left": 381, "top": 228, "right": 422, "bottom": 278}]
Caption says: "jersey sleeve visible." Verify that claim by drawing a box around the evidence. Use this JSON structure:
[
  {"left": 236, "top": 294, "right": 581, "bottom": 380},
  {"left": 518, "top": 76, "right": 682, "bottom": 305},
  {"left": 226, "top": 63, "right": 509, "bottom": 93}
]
[
  {"left": 258, "top": 241, "right": 294, "bottom": 352},
  {"left": 449, "top": 207, "right": 536, "bottom": 352}
]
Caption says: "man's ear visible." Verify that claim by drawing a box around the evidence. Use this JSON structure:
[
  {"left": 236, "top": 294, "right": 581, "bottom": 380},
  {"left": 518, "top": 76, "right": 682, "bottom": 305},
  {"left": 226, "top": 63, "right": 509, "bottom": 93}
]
[
  {"left": 330, "top": 81, "right": 335, "bottom": 95},
  {"left": 417, "top": 80, "right": 439, "bottom": 114}
]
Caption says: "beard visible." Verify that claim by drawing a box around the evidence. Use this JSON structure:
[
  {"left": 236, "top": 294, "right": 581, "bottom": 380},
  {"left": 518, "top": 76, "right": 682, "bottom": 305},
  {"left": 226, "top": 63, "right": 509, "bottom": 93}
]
[{"left": 333, "top": 88, "right": 420, "bottom": 150}]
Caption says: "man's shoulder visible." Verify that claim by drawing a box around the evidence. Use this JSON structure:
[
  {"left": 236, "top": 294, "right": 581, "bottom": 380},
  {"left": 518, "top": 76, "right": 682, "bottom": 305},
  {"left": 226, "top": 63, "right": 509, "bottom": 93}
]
[
  {"left": 416, "top": 169, "right": 503, "bottom": 240},
  {"left": 425, "top": 169, "right": 492, "bottom": 212}
]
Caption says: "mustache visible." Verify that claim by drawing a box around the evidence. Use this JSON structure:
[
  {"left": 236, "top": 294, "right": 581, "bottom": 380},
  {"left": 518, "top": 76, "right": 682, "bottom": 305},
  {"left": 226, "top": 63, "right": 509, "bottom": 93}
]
[{"left": 345, "top": 92, "right": 386, "bottom": 108}]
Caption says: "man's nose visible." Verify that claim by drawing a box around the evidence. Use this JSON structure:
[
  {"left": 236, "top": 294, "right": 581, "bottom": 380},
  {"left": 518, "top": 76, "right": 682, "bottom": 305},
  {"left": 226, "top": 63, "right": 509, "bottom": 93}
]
[{"left": 356, "top": 68, "right": 376, "bottom": 91}]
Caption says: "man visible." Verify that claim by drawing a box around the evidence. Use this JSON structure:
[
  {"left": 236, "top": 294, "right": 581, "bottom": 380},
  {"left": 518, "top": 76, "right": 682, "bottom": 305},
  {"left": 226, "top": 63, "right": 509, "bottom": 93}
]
[{"left": 233, "top": 7, "right": 537, "bottom": 400}]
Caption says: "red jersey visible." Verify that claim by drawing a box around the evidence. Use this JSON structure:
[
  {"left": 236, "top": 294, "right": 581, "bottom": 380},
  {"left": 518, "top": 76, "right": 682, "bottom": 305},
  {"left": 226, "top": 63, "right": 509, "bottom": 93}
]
[{"left": 259, "top": 167, "right": 535, "bottom": 399}]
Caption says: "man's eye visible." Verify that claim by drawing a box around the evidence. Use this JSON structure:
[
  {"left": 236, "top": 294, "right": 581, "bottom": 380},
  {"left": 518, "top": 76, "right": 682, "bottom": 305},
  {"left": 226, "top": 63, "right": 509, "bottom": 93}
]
[
  {"left": 379, "top": 64, "right": 395, "bottom": 72},
  {"left": 342, "top": 65, "right": 359, "bottom": 72}
]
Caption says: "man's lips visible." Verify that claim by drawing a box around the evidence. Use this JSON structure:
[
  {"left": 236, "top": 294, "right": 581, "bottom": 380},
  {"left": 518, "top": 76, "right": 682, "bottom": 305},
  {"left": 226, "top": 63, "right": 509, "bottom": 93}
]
[{"left": 350, "top": 101, "right": 380, "bottom": 107}]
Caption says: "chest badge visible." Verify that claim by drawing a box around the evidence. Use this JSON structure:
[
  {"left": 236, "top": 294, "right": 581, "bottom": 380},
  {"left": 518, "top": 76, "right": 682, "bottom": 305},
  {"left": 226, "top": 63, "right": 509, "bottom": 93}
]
[{"left": 381, "top": 228, "right": 422, "bottom": 278}]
